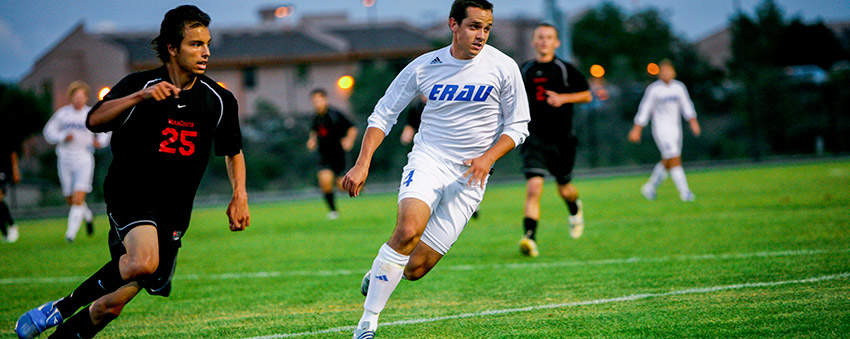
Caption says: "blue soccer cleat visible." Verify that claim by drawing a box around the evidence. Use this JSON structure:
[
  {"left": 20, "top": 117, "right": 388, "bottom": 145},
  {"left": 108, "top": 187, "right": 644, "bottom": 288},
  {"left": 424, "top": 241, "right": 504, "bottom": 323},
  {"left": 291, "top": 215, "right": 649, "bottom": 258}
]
[{"left": 15, "top": 298, "right": 64, "bottom": 339}]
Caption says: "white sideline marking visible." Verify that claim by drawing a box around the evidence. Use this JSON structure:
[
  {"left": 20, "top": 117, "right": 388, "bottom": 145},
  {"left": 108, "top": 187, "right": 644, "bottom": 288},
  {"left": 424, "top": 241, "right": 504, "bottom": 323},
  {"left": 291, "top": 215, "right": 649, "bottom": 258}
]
[
  {"left": 243, "top": 272, "right": 850, "bottom": 338},
  {"left": 1, "top": 248, "right": 847, "bottom": 285}
]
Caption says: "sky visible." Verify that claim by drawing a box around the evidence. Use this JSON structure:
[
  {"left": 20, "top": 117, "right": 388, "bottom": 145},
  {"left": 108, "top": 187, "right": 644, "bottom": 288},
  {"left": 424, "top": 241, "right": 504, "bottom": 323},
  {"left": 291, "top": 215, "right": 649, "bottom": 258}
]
[{"left": 0, "top": 0, "right": 847, "bottom": 82}]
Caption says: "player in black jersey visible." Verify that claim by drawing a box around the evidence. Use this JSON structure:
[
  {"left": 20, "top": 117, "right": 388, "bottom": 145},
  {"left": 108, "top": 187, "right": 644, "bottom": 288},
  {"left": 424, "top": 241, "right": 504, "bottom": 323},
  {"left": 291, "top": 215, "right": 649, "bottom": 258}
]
[
  {"left": 15, "top": 6, "right": 250, "bottom": 339},
  {"left": 306, "top": 88, "right": 357, "bottom": 220},
  {"left": 518, "top": 23, "right": 592, "bottom": 257},
  {"left": 0, "top": 134, "right": 21, "bottom": 243}
]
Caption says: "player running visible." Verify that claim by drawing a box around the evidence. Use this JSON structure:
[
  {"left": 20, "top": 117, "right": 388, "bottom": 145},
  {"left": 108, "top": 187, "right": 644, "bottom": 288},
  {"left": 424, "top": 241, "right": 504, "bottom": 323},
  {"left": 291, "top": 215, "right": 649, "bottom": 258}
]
[
  {"left": 0, "top": 137, "right": 21, "bottom": 243},
  {"left": 342, "top": 1, "right": 529, "bottom": 337},
  {"left": 518, "top": 23, "right": 593, "bottom": 257},
  {"left": 628, "top": 59, "right": 701, "bottom": 201},
  {"left": 43, "top": 81, "right": 110, "bottom": 242},
  {"left": 15, "top": 6, "right": 250, "bottom": 339},
  {"left": 306, "top": 88, "right": 358, "bottom": 220}
]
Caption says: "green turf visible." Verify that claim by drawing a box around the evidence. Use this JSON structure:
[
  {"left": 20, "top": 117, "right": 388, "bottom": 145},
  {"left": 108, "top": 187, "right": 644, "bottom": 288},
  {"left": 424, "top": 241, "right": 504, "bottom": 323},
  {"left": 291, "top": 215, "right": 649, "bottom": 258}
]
[{"left": 1, "top": 159, "right": 848, "bottom": 338}]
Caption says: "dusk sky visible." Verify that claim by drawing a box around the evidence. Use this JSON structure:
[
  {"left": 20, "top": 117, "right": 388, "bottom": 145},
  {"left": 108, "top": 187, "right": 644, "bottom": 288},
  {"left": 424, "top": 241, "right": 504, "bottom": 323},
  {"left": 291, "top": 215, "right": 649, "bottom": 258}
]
[{"left": 1, "top": 0, "right": 847, "bottom": 81}]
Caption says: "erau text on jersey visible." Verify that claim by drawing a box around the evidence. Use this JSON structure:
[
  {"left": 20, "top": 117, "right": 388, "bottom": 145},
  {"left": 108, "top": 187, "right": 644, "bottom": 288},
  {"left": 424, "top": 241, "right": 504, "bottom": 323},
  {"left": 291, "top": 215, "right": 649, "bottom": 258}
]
[
  {"left": 428, "top": 84, "right": 494, "bottom": 102},
  {"left": 168, "top": 119, "right": 195, "bottom": 128}
]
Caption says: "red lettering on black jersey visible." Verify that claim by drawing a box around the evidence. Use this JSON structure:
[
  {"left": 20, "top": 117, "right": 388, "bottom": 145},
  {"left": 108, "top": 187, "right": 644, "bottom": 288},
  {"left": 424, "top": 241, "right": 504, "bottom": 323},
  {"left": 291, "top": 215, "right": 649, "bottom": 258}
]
[
  {"left": 168, "top": 119, "right": 195, "bottom": 128},
  {"left": 159, "top": 127, "right": 198, "bottom": 156},
  {"left": 533, "top": 78, "right": 548, "bottom": 83},
  {"left": 317, "top": 125, "right": 329, "bottom": 138}
]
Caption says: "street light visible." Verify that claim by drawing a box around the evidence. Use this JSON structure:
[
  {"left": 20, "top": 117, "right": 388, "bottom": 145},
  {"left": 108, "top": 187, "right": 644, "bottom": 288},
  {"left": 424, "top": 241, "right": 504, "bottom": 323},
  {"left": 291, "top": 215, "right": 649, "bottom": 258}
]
[
  {"left": 98, "top": 87, "right": 110, "bottom": 100},
  {"left": 338, "top": 75, "right": 354, "bottom": 90},
  {"left": 647, "top": 62, "right": 659, "bottom": 76},
  {"left": 590, "top": 64, "right": 605, "bottom": 78}
]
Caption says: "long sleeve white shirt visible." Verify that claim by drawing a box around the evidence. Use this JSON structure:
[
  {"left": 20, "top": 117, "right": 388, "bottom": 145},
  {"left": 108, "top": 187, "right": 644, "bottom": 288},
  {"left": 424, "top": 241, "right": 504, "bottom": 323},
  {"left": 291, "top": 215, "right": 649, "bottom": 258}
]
[
  {"left": 367, "top": 44, "right": 530, "bottom": 164},
  {"left": 634, "top": 79, "right": 697, "bottom": 134},
  {"left": 43, "top": 104, "right": 110, "bottom": 159}
]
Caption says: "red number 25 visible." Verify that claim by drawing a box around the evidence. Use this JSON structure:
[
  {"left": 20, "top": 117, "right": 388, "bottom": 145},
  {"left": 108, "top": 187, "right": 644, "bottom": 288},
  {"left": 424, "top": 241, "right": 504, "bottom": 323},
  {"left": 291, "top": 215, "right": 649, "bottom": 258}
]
[{"left": 159, "top": 127, "right": 197, "bottom": 156}]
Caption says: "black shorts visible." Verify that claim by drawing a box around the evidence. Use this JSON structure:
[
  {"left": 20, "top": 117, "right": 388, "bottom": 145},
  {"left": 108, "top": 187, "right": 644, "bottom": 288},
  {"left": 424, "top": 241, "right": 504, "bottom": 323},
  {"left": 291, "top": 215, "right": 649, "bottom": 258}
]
[
  {"left": 319, "top": 152, "right": 346, "bottom": 176},
  {"left": 107, "top": 207, "right": 184, "bottom": 297},
  {"left": 521, "top": 135, "right": 578, "bottom": 185}
]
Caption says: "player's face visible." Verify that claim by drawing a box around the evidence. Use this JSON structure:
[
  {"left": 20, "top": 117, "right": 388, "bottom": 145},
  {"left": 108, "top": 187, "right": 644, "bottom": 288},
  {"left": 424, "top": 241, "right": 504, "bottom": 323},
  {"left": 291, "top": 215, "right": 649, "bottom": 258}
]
[
  {"left": 170, "top": 25, "right": 211, "bottom": 76},
  {"left": 659, "top": 64, "right": 676, "bottom": 83},
  {"left": 449, "top": 7, "right": 492, "bottom": 60},
  {"left": 70, "top": 89, "right": 87, "bottom": 110},
  {"left": 531, "top": 26, "right": 560, "bottom": 57},
  {"left": 311, "top": 93, "right": 328, "bottom": 114}
]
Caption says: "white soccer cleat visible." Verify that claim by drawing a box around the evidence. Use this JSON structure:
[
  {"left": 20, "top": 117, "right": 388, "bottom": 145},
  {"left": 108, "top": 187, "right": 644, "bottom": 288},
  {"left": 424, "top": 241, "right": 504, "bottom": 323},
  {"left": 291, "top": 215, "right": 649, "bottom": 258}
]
[
  {"left": 680, "top": 191, "right": 696, "bottom": 202},
  {"left": 327, "top": 211, "right": 339, "bottom": 220},
  {"left": 568, "top": 200, "right": 584, "bottom": 239},
  {"left": 6, "top": 225, "right": 19, "bottom": 243},
  {"left": 352, "top": 322, "right": 375, "bottom": 339},
  {"left": 519, "top": 236, "right": 539, "bottom": 257},
  {"left": 641, "top": 184, "right": 656, "bottom": 201}
]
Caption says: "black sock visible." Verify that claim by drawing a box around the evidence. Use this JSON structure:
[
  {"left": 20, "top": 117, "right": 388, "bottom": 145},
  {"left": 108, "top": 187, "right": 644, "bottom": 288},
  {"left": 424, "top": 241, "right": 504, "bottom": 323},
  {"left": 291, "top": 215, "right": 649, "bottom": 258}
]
[
  {"left": 523, "top": 217, "right": 538, "bottom": 240},
  {"left": 0, "top": 200, "right": 10, "bottom": 236},
  {"left": 567, "top": 200, "right": 579, "bottom": 215},
  {"left": 324, "top": 192, "right": 336, "bottom": 211},
  {"left": 56, "top": 260, "right": 124, "bottom": 319},
  {"left": 49, "top": 306, "right": 99, "bottom": 339}
]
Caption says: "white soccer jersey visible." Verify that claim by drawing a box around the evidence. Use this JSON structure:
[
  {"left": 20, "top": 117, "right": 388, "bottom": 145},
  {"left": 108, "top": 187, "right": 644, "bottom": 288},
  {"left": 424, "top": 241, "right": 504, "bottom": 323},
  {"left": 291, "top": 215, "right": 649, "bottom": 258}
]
[
  {"left": 634, "top": 79, "right": 697, "bottom": 133},
  {"left": 367, "top": 44, "right": 530, "bottom": 164},
  {"left": 43, "top": 104, "right": 110, "bottom": 159}
]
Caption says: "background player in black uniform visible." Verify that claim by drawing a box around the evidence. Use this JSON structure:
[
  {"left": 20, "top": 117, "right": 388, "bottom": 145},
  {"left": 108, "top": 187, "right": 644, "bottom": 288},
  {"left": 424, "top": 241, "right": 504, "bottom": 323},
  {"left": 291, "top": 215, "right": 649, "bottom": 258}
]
[
  {"left": 306, "top": 88, "right": 358, "bottom": 220},
  {"left": 0, "top": 133, "right": 21, "bottom": 243},
  {"left": 518, "top": 23, "right": 592, "bottom": 257},
  {"left": 15, "top": 6, "right": 250, "bottom": 339}
]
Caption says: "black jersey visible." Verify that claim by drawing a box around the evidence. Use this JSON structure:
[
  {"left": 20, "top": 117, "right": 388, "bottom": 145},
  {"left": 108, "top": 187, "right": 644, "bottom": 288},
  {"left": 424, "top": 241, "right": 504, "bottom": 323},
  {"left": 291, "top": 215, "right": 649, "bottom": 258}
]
[
  {"left": 312, "top": 107, "right": 352, "bottom": 156},
  {"left": 88, "top": 66, "right": 242, "bottom": 227},
  {"left": 520, "top": 56, "right": 589, "bottom": 139},
  {"left": 405, "top": 99, "right": 424, "bottom": 131}
]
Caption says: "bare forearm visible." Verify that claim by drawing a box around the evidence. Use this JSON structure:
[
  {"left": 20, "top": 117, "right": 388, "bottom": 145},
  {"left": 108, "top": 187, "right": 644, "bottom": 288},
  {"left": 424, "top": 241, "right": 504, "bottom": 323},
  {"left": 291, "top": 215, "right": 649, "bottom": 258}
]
[
  {"left": 226, "top": 151, "right": 247, "bottom": 198},
  {"left": 482, "top": 134, "right": 517, "bottom": 164},
  {"left": 88, "top": 91, "right": 145, "bottom": 128},
  {"left": 354, "top": 127, "right": 386, "bottom": 168},
  {"left": 560, "top": 90, "right": 592, "bottom": 104}
]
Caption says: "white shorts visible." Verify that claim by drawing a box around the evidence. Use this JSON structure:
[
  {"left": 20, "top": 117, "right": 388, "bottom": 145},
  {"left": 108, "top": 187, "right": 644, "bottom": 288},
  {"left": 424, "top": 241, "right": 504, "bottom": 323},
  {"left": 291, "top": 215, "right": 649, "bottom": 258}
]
[
  {"left": 58, "top": 155, "right": 94, "bottom": 197},
  {"left": 652, "top": 127, "right": 683, "bottom": 159},
  {"left": 398, "top": 149, "right": 486, "bottom": 255}
]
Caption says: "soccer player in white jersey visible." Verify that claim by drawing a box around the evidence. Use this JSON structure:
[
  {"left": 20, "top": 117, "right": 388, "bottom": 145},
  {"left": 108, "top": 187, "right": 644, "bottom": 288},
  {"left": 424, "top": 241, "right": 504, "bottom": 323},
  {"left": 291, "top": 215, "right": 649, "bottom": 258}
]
[
  {"left": 342, "top": 1, "right": 529, "bottom": 337},
  {"left": 43, "top": 81, "right": 111, "bottom": 242},
  {"left": 628, "top": 60, "right": 701, "bottom": 201}
]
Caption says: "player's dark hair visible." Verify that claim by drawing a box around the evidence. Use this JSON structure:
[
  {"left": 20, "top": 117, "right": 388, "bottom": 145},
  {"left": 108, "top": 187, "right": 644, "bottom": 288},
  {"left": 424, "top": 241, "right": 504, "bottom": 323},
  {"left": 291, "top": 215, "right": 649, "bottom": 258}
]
[
  {"left": 152, "top": 5, "right": 211, "bottom": 64},
  {"left": 534, "top": 23, "right": 560, "bottom": 40},
  {"left": 450, "top": 0, "right": 493, "bottom": 24},
  {"left": 310, "top": 88, "right": 327, "bottom": 97}
]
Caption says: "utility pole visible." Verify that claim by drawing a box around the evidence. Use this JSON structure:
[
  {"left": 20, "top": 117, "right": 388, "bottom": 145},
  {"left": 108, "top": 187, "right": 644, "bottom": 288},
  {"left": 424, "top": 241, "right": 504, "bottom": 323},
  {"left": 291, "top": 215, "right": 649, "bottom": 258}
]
[{"left": 544, "top": 0, "right": 571, "bottom": 60}]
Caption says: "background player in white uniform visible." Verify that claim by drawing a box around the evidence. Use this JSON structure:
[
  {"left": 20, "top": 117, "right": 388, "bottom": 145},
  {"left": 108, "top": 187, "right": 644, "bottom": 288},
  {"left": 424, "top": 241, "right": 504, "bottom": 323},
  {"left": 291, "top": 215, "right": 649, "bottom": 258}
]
[
  {"left": 342, "top": 1, "right": 529, "bottom": 337},
  {"left": 628, "top": 60, "right": 701, "bottom": 201},
  {"left": 43, "top": 81, "right": 111, "bottom": 242}
]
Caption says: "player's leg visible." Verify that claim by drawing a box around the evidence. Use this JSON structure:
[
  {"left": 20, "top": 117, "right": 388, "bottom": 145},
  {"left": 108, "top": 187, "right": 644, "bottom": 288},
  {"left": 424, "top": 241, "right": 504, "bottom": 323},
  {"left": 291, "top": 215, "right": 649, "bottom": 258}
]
[
  {"left": 78, "top": 157, "right": 95, "bottom": 236},
  {"left": 665, "top": 156, "right": 694, "bottom": 201},
  {"left": 48, "top": 282, "right": 142, "bottom": 339},
  {"left": 552, "top": 138, "right": 583, "bottom": 238},
  {"left": 317, "top": 169, "right": 338, "bottom": 218},
  {"left": 59, "top": 160, "right": 83, "bottom": 242},
  {"left": 519, "top": 137, "right": 546, "bottom": 256},
  {"left": 641, "top": 162, "right": 668, "bottom": 201},
  {"left": 557, "top": 181, "right": 584, "bottom": 239},
  {"left": 0, "top": 188, "right": 9, "bottom": 239}
]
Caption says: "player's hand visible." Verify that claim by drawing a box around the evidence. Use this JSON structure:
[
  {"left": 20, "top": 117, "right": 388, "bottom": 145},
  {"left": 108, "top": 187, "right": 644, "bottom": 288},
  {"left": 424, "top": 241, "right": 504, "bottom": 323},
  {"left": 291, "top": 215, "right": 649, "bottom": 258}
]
[
  {"left": 463, "top": 155, "right": 494, "bottom": 188},
  {"left": 226, "top": 193, "right": 250, "bottom": 231},
  {"left": 342, "top": 163, "right": 369, "bottom": 197},
  {"left": 545, "top": 90, "right": 564, "bottom": 108},
  {"left": 141, "top": 81, "right": 181, "bottom": 101},
  {"left": 306, "top": 138, "right": 316, "bottom": 151},
  {"left": 341, "top": 138, "right": 355, "bottom": 152},
  {"left": 64, "top": 134, "right": 74, "bottom": 142},
  {"left": 628, "top": 126, "right": 642, "bottom": 144},
  {"left": 690, "top": 119, "right": 701, "bottom": 137},
  {"left": 11, "top": 168, "right": 21, "bottom": 184},
  {"left": 400, "top": 125, "right": 415, "bottom": 145}
]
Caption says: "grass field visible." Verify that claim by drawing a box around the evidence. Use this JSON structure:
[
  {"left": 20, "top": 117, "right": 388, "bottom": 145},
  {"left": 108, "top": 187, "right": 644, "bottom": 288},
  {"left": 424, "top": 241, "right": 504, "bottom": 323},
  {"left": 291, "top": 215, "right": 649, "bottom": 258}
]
[{"left": 1, "top": 159, "right": 849, "bottom": 338}]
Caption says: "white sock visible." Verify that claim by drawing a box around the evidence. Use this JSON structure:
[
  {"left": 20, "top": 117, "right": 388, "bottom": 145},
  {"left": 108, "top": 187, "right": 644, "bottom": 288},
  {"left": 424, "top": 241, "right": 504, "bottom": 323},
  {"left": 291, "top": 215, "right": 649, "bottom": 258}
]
[
  {"left": 66, "top": 205, "right": 84, "bottom": 239},
  {"left": 669, "top": 166, "right": 691, "bottom": 195},
  {"left": 359, "top": 243, "right": 409, "bottom": 331},
  {"left": 82, "top": 203, "right": 93, "bottom": 222},
  {"left": 647, "top": 162, "right": 668, "bottom": 189}
]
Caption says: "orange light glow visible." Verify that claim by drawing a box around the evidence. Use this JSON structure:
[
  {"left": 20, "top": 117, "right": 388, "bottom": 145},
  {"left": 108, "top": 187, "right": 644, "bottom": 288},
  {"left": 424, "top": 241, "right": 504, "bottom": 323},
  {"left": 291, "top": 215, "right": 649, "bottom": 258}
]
[
  {"left": 217, "top": 81, "right": 227, "bottom": 89},
  {"left": 338, "top": 75, "right": 354, "bottom": 90},
  {"left": 98, "top": 87, "right": 110, "bottom": 100},
  {"left": 647, "top": 63, "right": 660, "bottom": 75},
  {"left": 275, "top": 6, "right": 293, "bottom": 18},
  {"left": 590, "top": 64, "right": 605, "bottom": 78},
  {"left": 363, "top": 0, "right": 376, "bottom": 7}
]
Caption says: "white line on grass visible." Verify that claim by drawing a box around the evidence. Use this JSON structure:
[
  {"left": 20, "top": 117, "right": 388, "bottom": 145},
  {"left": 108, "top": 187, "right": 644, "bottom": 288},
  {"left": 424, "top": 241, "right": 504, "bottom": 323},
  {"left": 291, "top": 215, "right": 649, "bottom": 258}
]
[
  {"left": 2, "top": 248, "right": 847, "bottom": 285},
  {"left": 243, "top": 272, "right": 850, "bottom": 339}
]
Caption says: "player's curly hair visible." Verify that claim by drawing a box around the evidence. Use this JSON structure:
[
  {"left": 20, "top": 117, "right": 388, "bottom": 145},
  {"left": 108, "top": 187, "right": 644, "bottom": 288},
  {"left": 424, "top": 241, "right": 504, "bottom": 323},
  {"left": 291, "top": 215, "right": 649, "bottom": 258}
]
[
  {"left": 151, "top": 5, "right": 211, "bottom": 64},
  {"left": 450, "top": 0, "right": 493, "bottom": 24},
  {"left": 66, "top": 80, "right": 89, "bottom": 99}
]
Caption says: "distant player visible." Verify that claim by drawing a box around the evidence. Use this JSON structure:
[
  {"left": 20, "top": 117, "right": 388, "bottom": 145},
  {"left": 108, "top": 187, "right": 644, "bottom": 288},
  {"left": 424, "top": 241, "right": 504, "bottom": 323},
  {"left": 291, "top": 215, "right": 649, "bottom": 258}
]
[
  {"left": 15, "top": 6, "right": 250, "bottom": 339},
  {"left": 628, "top": 59, "right": 701, "bottom": 201},
  {"left": 518, "top": 23, "right": 592, "bottom": 257},
  {"left": 43, "top": 81, "right": 111, "bottom": 242},
  {"left": 342, "top": 1, "right": 529, "bottom": 337},
  {"left": 306, "top": 88, "right": 358, "bottom": 220},
  {"left": 0, "top": 136, "right": 21, "bottom": 243}
]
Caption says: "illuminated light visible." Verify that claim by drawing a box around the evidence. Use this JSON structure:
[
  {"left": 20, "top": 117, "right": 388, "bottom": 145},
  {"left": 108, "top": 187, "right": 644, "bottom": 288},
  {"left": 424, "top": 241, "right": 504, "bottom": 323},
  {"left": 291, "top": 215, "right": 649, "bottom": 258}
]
[
  {"left": 98, "top": 87, "right": 111, "bottom": 100},
  {"left": 363, "top": 0, "right": 376, "bottom": 7},
  {"left": 647, "top": 63, "right": 660, "bottom": 75},
  {"left": 590, "top": 64, "right": 605, "bottom": 78},
  {"left": 217, "top": 81, "right": 227, "bottom": 89},
  {"left": 275, "top": 6, "right": 293, "bottom": 18},
  {"left": 338, "top": 75, "right": 354, "bottom": 90}
]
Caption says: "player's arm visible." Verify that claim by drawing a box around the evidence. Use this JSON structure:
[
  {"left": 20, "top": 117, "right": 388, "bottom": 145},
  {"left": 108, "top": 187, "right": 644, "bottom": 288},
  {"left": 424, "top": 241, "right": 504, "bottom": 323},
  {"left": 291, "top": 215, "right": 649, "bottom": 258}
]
[
  {"left": 88, "top": 82, "right": 181, "bottom": 129},
  {"left": 306, "top": 131, "right": 317, "bottom": 151},
  {"left": 10, "top": 151, "right": 21, "bottom": 184},
  {"left": 342, "top": 127, "right": 385, "bottom": 197},
  {"left": 463, "top": 135, "right": 516, "bottom": 187},
  {"left": 43, "top": 112, "right": 69, "bottom": 144},
  {"left": 400, "top": 124, "right": 416, "bottom": 145},
  {"left": 630, "top": 86, "right": 655, "bottom": 144},
  {"left": 689, "top": 118, "right": 701, "bottom": 137},
  {"left": 341, "top": 126, "right": 358, "bottom": 152},
  {"left": 544, "top": 90, "right": 592, "bottom": 108},
  {"left": 680, "top": 84, "right": 700, "bottom": 137},
  {"left": 225, "top": 151, "right": 250, "bottom": 231}
]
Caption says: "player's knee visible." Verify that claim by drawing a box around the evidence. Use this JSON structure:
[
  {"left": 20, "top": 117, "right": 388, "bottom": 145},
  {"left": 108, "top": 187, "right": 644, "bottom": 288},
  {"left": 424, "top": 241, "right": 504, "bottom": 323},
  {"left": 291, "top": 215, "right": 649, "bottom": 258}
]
[
  {"left": 124, "top": 253, "right": 159, "bottom": 279},
  {"left": 91, "top": 299, "right": 126, "bottom": 322},
  {"left": 403, "top": 266, "right": 427, "bottom": 281},
  {"left": 526, "top": 180, "right": 544, "bottom": 198}
]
